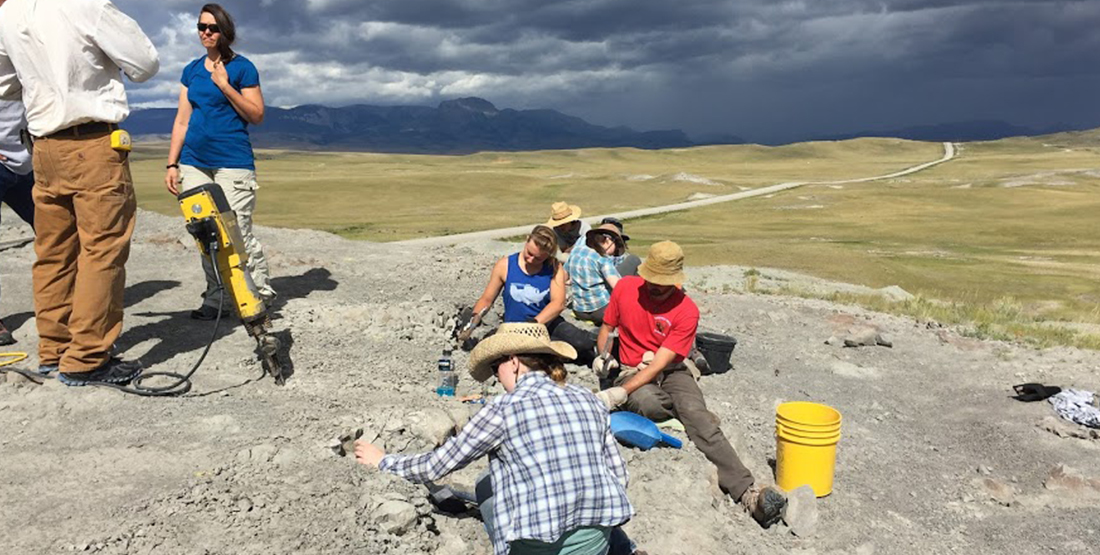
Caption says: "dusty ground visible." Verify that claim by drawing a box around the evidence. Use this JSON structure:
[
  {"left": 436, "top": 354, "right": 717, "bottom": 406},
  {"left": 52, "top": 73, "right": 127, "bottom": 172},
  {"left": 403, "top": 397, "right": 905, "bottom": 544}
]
[{"left": 2, "top": 208, "right": 1099, "bottom": 555}]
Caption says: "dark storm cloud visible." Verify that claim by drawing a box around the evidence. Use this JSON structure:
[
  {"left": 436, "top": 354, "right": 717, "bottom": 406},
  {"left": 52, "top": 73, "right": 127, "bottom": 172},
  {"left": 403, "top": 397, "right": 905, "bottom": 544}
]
[{"left": 114, "top": 0, "right": 1100, "bottom": 143}]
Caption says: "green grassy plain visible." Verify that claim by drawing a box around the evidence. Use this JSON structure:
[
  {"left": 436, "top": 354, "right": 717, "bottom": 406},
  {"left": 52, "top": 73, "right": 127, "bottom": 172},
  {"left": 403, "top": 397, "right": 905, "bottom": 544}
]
[
  {"left": 129, "top": 138, "right": 939, "bottom": 240},
  {"left": 621, "top": 134, "right": 1100, "bottom": 347},
  {"left": 129, "top": 133, "right": 1100, "bottom": 348}
]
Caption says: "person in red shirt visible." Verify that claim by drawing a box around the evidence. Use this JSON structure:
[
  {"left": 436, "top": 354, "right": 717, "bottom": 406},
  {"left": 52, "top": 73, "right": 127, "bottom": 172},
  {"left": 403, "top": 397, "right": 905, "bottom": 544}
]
[{"left": 594, "top": 241, "right": 787, "bottom": 527}]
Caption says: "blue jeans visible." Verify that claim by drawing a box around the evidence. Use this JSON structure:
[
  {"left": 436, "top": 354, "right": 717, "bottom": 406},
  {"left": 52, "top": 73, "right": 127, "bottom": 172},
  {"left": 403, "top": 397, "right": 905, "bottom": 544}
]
[
  {"left": 0, "top": 163, "right": 34, "bottom": 227},
  {"left": 0, "top": 163, "right": 34, "bottom": 308}
]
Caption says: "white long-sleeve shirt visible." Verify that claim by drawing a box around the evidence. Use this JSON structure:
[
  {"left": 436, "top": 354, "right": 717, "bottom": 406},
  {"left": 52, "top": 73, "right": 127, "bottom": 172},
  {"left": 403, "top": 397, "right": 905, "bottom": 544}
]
[{"left": 0, "top": 0, "right": 159, "bottom": 137}]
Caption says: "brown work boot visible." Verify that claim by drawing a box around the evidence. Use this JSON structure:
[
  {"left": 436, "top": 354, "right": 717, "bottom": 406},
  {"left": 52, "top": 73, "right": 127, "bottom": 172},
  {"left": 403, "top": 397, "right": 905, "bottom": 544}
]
[{"left": 740, "top": 483, "right": 787, "bottom": 527}]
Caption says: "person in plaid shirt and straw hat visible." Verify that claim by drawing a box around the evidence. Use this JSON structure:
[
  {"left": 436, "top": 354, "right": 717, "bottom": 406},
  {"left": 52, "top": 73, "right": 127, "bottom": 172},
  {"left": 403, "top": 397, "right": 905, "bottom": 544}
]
[
  {"left": 355, "top": 322, "right": 634, "bottom": 555},
  {"left": 592, "top": 241, "right": 788, "bottom": 527}
]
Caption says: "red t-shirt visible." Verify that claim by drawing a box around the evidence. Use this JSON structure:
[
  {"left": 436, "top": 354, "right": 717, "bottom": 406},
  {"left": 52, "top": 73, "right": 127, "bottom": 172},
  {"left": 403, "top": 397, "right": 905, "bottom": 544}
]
[{"left": 604, "top": 276, "right": 699, "bottom": 367}]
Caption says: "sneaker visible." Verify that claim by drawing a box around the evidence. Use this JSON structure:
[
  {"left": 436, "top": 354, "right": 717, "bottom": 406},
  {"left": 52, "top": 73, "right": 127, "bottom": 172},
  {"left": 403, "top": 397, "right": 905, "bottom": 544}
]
[
  {"left": 58, "top": 358, "right": 143, "bottom": 387},
  {"left": 37, "top": 364, "right": 58, "bottom": 376},
  {"left": 190, "top": 305, "right": 230, "bottom": 321},
  {"left": 0, "top": 321, "right": 14, "bottom": 346},
  {"left": 739, "top": 484, "right": 787, "bottom": 528}
]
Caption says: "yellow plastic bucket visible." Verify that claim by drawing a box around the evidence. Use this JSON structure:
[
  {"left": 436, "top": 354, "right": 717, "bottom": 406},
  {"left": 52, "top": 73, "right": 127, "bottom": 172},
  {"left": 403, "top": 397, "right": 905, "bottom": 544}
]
[{"left": 776, "top": 402, "right": 842, "bottom": 497}]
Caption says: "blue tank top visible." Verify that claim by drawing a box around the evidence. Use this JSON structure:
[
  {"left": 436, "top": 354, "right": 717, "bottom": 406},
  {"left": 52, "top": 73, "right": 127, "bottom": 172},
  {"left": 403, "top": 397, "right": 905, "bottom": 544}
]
[{"left": 503, "top": 253, "right": 554, "bottom": 323}]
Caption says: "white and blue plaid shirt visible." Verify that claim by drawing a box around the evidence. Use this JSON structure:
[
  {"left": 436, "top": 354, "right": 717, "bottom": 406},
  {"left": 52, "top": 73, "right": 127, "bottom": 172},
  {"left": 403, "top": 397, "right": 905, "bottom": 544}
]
[
  {"left": 379, "top": 372, "right": 633, "bottom": 555},
  {"left": 564, "top": 245, "right": 620, "bottom": 313}
]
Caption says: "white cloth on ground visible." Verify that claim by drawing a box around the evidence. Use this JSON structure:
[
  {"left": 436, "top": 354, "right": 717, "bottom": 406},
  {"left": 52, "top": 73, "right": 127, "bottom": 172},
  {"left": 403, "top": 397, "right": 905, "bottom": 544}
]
[{"left": 1049, "top": 389, "right": 1100, "bottom": 429}]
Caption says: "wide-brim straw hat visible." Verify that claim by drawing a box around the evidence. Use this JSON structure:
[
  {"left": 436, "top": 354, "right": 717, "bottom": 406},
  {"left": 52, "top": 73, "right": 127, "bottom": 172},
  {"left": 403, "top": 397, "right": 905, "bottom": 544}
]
[
  {"left": 545, "top": 201, "right": 582, "bottom": 228},
  {"left": 468, "top": 323, "right": 578, "bottom": 382},
  {"left": 638, "top": 240, "right": 686, "bottom": 286},
  {"left": 586, "top": 223, "right": 626, "bottom": 256}
]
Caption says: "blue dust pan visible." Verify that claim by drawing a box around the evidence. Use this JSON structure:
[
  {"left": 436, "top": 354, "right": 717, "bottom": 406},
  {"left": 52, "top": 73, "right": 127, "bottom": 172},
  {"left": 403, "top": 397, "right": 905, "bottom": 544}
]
[{"left": 610, "top": 411, "right": 683, "bottom": 450}]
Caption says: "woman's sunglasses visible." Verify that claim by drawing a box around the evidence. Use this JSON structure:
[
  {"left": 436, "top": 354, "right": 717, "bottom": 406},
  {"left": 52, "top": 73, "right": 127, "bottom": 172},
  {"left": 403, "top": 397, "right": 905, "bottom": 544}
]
[
  {"left": 197, "top": 23, "right": 221, "bottom": 34},
  {"left": 491, "top": 356, "right": 510, "bottom": 375}
]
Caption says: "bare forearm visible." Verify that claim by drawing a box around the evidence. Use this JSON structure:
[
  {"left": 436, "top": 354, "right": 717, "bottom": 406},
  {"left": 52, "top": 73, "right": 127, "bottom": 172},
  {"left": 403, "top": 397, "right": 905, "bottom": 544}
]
[
  {"left": 167, "top": 122, "right": 187, "bottom": 165},
  {"left": 534, "top": 300, "right": 564, "bottom": 324},
  {"left": 620, "top": 348, "right": 679, "bottom": 393},
  {"left": 220, "top": 86, "right": 263, "bottom": 124},
  {"left": 621, "top": 365, "right": 664, "bottom": 394}
]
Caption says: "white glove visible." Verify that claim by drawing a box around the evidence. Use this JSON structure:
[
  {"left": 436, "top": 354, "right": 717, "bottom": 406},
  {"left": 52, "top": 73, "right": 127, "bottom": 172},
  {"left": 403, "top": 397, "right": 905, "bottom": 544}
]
[
  {"left": 595, "top": 387, "right": 628, "bottom": 409},
  {"left": 592, "top": 353, "right": 620, "bottom": 378}
]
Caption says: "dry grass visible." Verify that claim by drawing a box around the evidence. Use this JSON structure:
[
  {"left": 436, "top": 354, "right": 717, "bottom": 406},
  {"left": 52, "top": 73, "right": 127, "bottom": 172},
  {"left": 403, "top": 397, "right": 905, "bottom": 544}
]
[{"left": 128, "top": 138, "right": 940, "bottom": 241}]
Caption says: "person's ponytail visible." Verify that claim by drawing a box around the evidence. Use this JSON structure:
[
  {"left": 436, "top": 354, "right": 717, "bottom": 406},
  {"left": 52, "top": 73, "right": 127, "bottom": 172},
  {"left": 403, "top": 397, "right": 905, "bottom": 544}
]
[{"left": 516, "top": 354, "right": 569, "bottom": 385}]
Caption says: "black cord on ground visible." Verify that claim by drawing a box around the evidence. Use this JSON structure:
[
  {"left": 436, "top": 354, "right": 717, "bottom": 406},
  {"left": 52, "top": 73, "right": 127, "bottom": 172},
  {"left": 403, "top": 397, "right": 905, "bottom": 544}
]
[{"left": 88, "top": 248, "right": 227, "bottom": 397}]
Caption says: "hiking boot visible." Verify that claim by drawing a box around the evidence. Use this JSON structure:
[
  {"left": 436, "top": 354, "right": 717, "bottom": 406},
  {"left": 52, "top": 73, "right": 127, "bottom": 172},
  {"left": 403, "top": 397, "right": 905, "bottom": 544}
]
[
  {"left": 740, "top": 484, "right": 787, "bottom": 528},
  {"left": 37, "top": 364, "right": 59, "bottom": 376},
  {"left": 190, "top": 305, "right": 230, "bottom": 321},
  {"left": 58, "top": 358, "right": 143, "bottom": 387},
  {"left": 0, "top": 321, "right": 14, "bottom": 346}
]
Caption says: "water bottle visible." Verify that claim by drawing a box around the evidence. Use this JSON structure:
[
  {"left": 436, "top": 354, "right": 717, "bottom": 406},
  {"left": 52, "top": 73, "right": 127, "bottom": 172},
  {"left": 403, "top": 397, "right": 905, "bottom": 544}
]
[{"left": 436, "top": 350, "right": 456, "bottom": 396}]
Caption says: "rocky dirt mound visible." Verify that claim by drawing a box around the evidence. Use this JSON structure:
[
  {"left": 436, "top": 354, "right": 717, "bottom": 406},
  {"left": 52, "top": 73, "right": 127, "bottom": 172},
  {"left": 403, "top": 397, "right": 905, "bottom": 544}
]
[{"left": 2, "top": 208, "right": 1099, "bottom": 554}]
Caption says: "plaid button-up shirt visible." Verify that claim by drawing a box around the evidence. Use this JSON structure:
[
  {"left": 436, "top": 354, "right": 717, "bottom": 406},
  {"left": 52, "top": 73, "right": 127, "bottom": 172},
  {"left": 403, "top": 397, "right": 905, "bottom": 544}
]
[
  {"left": 564, "top": 245, "right": 620, "bottom": 313},
  {"left": 379, "top": 372, "right": 633, "bottom": 555}
]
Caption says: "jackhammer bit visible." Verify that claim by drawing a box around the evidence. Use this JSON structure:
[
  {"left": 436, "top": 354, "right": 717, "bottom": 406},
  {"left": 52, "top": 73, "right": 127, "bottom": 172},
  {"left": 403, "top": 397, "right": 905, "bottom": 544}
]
[{"left": 245, "top": 319, "right": 287, "bottom": 385}]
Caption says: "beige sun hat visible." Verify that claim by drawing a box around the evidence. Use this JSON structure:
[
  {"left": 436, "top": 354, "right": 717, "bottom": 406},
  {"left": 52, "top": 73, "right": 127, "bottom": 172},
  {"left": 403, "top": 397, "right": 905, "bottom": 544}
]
[
  {"left": 468, "top": 323, "right": 578, "bottom": 382},
  {"left": 638, "top": 240, "right": 686, "bottom": 286},
  {"left": 545, "top": 201, "right": 582, "bottom": 228}
]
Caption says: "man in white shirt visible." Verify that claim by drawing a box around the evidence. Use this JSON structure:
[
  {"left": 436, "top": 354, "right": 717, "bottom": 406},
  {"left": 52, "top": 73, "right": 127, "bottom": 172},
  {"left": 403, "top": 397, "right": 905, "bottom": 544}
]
[
  {"left": 0, "top": 97, "right": 34, "bottom": 347},
  {"left": 0, "top": 0, "right": 159, "bottom": 385}
]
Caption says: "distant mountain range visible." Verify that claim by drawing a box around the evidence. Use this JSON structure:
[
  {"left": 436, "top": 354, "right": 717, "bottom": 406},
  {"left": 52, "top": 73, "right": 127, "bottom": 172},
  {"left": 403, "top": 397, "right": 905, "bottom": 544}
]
[
  {"left": 126, "top": 97, "right": 705, "bottom": 153},
  {"left": 125, "top": 97, "right": 1089, "bottom": 153}
]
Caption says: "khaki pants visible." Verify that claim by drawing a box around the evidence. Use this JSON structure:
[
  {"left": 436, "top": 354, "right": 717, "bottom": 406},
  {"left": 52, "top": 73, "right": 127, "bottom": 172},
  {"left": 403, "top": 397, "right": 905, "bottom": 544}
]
[
  {"left": 31, "top": 133, "right": 135, "bottom": 373},
  {"left": 615, "top": 363, "right": 755, "bottom": 498},
  {"left": 178, "top": 165, "right": 273, "bottom": 307}
]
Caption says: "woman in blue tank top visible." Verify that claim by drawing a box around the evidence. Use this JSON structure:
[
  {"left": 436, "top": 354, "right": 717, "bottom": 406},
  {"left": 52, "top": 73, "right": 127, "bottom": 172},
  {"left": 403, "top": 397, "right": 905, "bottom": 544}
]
[
  {"left": 466, "top": 226, "right": 598, "bottom": 366},
  {"left": 472, "top": 226, "right": 564, "bottom": 324}
]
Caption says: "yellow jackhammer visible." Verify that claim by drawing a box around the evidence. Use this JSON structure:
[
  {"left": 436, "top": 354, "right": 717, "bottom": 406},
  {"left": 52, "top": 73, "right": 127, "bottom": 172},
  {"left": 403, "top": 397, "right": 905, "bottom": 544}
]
[{"left": 178, "top": 184, "right": 288, "bottom": 385}]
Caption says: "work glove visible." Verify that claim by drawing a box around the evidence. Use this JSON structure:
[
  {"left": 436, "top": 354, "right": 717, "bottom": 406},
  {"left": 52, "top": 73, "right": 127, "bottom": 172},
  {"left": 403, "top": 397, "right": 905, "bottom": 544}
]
[
  {"left": 595, "top": 386, "right": 628, "bottom": 409},
  {"left": 592, "top": 353, "right": 619, "bottom": 379}
]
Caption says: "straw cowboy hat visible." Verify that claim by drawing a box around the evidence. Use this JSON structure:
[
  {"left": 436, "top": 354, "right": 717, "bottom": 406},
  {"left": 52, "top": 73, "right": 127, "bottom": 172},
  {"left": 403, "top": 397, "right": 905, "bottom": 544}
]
[
  {"left": 468, "top": 323, "right": 577, "bottom": 382},
  {"left": 545, "top": 201, "right": 582, "bottom": 228},
  {"left": 638, "top": 240, "right": 686, "bottom": 286},
  {"left": 585, "top": 223, "right": 626, "bottom": 256}
]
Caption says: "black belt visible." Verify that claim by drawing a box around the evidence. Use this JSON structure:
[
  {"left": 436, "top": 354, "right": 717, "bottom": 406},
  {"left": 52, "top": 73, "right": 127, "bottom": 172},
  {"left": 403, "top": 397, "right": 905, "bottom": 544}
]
[{"left": 43, "top": 121, "right": 118, "bottom": 139}]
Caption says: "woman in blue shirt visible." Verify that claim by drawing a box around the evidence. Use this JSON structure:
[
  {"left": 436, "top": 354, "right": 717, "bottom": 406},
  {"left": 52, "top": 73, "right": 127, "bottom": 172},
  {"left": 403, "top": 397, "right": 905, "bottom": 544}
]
[
  {"left": 464, "top": 226, "right": 597, "bottom": 366},
  {"left": 164, "top": 3, "right": 274, "bottom": 320}
]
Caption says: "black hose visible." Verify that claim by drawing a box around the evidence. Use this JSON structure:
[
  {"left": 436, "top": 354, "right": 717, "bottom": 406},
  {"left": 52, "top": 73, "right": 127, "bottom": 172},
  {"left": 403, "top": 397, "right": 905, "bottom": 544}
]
[{"left": 88, "top": 248, "right": 227, "bottom": 397}]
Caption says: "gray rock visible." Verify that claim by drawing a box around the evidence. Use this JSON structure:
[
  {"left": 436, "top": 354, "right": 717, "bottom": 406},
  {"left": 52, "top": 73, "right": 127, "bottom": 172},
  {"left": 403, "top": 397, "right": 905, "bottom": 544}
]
[
  {"left": 824, "top": 336, "right": 842, "bottom": 346},
  {"left": 975, "top": 477, "right": 1017, "bottom": 506},
  {"left": 843, "top": 327, "right": 880, "bottom": 348},
  {"left": 1044, "top": 464, "right": 1100, "bottom": 497},
  {"left": 250, "top": 443, "right": 280, "bottom": 463},
  {"left": 408, "top": 408, "right": 457, "bottom": 447},
  {"left": 879, "top": 285, "right": 914, "bottom": 302},
  {"left": 876, "top": 334, "right": 894, "bottom": 348},
  {"left": 782, "top": 485, "right": 818, "bottom": 537},
  {"left": 372, "top": 500, "right": 419, "bottom": 536}
]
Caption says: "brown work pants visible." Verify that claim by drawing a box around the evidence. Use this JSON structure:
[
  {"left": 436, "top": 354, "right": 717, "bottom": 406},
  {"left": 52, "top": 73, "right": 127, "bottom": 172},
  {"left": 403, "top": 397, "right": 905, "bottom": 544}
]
[
  {"left": 615, "top": 364, "right": 755, "bottom": 499},
  {"left": 31, "top": 132, "right": 135, "bottom": 373}
]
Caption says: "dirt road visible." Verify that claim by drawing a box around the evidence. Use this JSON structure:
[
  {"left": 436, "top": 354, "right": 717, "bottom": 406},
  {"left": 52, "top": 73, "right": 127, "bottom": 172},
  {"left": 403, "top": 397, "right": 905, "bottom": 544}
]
[{"left": 399, "top": 142, "right": 956, "bottom": 247}]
